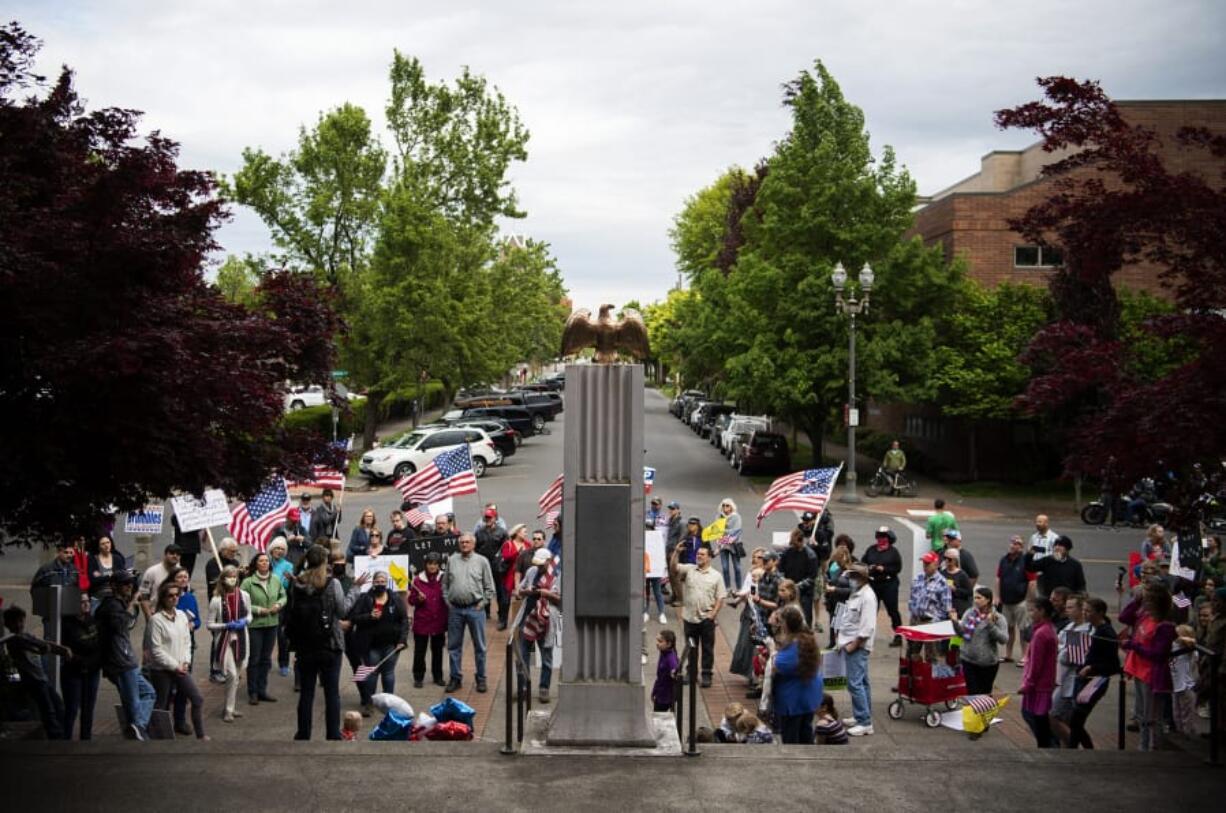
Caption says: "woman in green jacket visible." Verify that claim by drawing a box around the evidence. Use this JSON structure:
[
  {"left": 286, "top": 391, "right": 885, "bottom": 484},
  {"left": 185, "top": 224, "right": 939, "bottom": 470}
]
[{"left": 241, "top": 551, "right": 286, "bottom": 706}]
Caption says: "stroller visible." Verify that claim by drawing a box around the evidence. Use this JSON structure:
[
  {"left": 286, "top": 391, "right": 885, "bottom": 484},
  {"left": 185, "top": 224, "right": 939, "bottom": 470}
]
[{"left": 886, "top": 621, "right": 967, "bottom": 728}]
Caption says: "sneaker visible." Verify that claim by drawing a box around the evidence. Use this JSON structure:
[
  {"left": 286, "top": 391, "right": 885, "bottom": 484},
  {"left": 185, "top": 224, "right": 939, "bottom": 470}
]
[
  {"left": 413, "top": 679, "right": 424, "bottom": 689},
  {"left": 658, "top": 612, "right": 668, "bottom": 625},
  {"left": 848, "top": 724, "right": 874, "bottom": 736},
  {"left": 130, "top": 723, "right": 147, "bottom": 742},
  {"left": 433, "top": 677, "right": 446, "bottom": 687},
  {"left": 360, "top": 704, "right": 372, "bottom": 718},
  {"left": 279, "top": 666, "right": 290, "bottom": 677},
  {"left": 539, "top": 689, "right": 551, "bottom": 704},
  {"left": 842, "top": 717, "right": 858, "bottom": 727},
  {"left": 232, "top": 709, "right": 244, "bottom": 718},
  {"left": 445, "top": 678, "right": 462, "bottom": 693},
  {"left": 643, "top": 611, "right": 650, "bottom": 624},
  {"left": 222, "top": 712, "right": 235, "bottom": 724},
  {"left": 257, "top": 694, "right": 277, "bottom": 703},
  {"left": 476, "top": 679, "right": 488, "bottom": 693},
  {"left": 700, "top": 676, "right": 712, "bottom": 688}
]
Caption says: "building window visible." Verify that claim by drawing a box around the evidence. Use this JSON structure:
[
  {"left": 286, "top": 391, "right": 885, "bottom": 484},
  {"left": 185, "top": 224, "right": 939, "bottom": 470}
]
[{"left": 1014, "top": 245, "right": 1064, "bottom": 268}]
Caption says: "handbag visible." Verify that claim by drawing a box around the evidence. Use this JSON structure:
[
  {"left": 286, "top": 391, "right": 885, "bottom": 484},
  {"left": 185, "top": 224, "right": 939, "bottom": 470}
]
[{"left": 733, "top": 541, "right": 747, "bottom": 558}]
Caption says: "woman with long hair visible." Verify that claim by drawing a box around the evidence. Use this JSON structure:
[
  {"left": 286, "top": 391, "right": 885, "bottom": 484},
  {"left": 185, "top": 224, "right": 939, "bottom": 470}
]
[
  {"left": 347, "top": 508, "right": 379, "bottom": 563},
  {"left": 771, "top": 605, "right": 823, "bottom": 743},
  {"left": 956, "top": 586, "right": 1008, "bottom": 695},
  {"left": 240, "top": 551, "right": 286, "bottom": 707},
  {"left": 150, "top": 579, "right": 208, "bottom": 739},
  {"left": 1019, "top": 597, "right": 1058, "bottom": 747},
  {"left": 86, "top": 534, "right": 126, "bottom": 602},
  {"left": 288, "top": 545, "right": 347, "bottom": 740},
  {"left": 1120, "top": 581, "right": 1177, "bottom": 750},
  {"left": 207, "top": 564, "right": 251, "bottom": 723},
  {"left": 714, "top": 498, "right": 743, "bottom": 590},
  {"left": 169, "top": 566, "right": 202, "bottom": 736},
  {"left": 350, "top": 570, "right": 409, "bottom": 716}
]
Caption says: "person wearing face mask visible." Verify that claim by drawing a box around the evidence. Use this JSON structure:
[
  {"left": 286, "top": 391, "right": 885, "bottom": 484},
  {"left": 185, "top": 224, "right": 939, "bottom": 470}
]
[
  {"left": 1025, "top": 536, "right": 1086, "bottom": 599},
  {"left": 240, "top": 552, "right": 286, "bottom": 706},
  {"left": 836, "top": 564, "right": 878, "bottom": 737},
  {"left": 349, "top": 570, "right": 409, "bottom": 716},
  {"left": 955, "top": 586, "right": 1008, "bottom": 695},
  {"left": 861, "top": 526, "right": 903, "bottom": 647},
  {"left": 207, "top": 565, "right": 252, "bottom": 722}
]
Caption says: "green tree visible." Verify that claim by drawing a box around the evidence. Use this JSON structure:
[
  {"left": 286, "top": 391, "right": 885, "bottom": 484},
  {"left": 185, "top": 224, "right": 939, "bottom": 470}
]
[
  {"left": 669, "top": 168, "right": 744, "bottom": 282},
  {"left": 214, "top": 253, "right": 262, "bottom": 306},
  {"left": 676, "top": 62, "right": 963, "bottom": 465}
]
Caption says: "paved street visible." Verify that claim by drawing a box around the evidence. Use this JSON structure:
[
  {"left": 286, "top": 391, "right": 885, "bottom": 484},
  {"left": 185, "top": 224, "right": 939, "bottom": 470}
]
[{"left": 0, "top": 384, "right": 1219, "bottom": 807}]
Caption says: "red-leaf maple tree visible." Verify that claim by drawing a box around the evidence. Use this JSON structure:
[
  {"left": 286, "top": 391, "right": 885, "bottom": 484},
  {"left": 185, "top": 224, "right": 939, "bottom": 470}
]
[
  {"left": 996, "top": 77, "right": 1226, "bottom": 539},
  {"left": 0, "top": 24, "right": 345, "bottom": 543}
]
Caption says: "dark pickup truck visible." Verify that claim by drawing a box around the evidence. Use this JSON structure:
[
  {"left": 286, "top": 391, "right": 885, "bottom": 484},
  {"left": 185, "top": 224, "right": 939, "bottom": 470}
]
[{"left": 456, "top": 390, "right": 561, "bottom": 430}]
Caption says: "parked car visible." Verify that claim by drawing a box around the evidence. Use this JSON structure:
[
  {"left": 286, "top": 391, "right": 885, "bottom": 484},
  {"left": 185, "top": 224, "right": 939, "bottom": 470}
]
[
  {"left": 709, "top": 413, "right": 734, "bottom": 446},
  {"left": 456, "top": 391, "right": 558, "bottom": 430},
  {"left": 460, "top": 406, "right": 537, "bottom": 437},
  {"left": 721, "top": 416, "right": 771, "bottom": 458},
  {"left": 690, "top": 402, "right": 725, "bottom": 433},
  {"left": 698, "top": 404, "right": 736, "bottom": 439},
  {"left": 359, "top": 426, "right": 500, "bottom": 482},
  {"left": 671, "top": 390, "right": 705, "bottom": 418},
  {"left": 732, "top": 430, "right": 791, "bottom": 475},
  {"left": 283, "top": 383, "right": 359, "bottom": 412},
  {"left": 449, "top": 418, "right": 519, "bottom": 458}
]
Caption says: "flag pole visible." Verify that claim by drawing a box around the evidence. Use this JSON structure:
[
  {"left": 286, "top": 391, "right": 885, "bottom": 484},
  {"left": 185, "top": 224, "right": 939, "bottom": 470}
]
[{"left": 205, "top": 527, "right": 223, "bottom": 570}]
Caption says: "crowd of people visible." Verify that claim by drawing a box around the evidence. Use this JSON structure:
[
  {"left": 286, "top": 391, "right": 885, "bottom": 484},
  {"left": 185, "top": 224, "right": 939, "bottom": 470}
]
[{"left": 5, "top": 489, "right": 1224, "bottom": 754}]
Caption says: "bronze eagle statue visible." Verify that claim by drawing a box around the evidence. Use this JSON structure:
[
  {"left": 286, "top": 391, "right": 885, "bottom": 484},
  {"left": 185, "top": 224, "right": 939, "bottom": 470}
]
[{"left": 560, "top": 304, "right": 651, "bottom": 363}]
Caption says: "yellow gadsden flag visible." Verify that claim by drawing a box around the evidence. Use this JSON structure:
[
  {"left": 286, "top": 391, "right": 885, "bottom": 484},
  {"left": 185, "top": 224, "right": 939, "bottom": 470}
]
[
  {"left": 701, "top": 517, "right": 726, "bottom": 543},
  {"left": 387, "top": 559, "right": 409, "bottom": 591}
]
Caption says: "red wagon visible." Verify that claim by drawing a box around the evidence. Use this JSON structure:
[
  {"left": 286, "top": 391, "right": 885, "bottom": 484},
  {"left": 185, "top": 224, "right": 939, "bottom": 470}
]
[{"left": 886, "top": 621, "right": 967, "bottom": 728}]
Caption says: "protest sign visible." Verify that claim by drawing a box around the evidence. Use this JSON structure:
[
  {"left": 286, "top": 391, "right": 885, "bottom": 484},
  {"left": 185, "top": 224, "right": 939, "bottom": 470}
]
[
  {"left": 124, "top": 505, "right": 165, "bottom": 535},
  {"left": 771, "top": 531, "right": 791, "bottom": 551},
  {"left": 645, "top": 530, "right": 666, "bottom": 578},
  {"left": 821, "top": 647, "right": 848, "bottom": 690},
  {"left": 169, "top": 490, "right": 230, "bottom": 533},
  {"left": 354, "top": 555, "right": 411, "bottom": 592},
  {"left": 398, "top": 534, "right": 462, "bottom": 572}
]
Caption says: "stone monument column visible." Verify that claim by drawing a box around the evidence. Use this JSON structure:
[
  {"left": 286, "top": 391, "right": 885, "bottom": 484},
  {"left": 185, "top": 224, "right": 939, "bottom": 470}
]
[{"left": 545, "top": 362, "right": 655, "bottom": 747}]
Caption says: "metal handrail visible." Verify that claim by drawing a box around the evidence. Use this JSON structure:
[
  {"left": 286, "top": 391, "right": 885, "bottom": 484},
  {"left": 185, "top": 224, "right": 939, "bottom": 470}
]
[
  {"left": 674, "top": 639, "right": 693, "bottom": 742},
  {"left": 500, "top": 636, "right": 514, "bottom": 755},
  {"left": 1195, "top": 643, "right": 1221, "bottom": 767}
]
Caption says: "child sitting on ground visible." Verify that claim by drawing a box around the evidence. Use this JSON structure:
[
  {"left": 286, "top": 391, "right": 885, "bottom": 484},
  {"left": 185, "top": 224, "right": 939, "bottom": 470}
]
[
  {"left": 715, "top": 701, "right": 745, "bottom": 742},
  {"left": 734, "top": 712, "right": 774, "bottom": 743},
  {"left": 342, "top": 710, "right": 362, "bottom": 741},
  {"left": 814, "top": 695, "right": 849, "bottom": 744}
]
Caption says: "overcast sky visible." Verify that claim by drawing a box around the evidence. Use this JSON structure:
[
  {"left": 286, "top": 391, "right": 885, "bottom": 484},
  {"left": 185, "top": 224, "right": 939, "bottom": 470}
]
[{"left": 14, "top": 1, "right": 1226, "bottom": 308}]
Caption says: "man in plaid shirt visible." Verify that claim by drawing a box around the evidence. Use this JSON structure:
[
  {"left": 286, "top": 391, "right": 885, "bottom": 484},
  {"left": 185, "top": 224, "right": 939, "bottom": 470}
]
[{"left": 908, "top": 551, "right": 954, "bottom": 661}]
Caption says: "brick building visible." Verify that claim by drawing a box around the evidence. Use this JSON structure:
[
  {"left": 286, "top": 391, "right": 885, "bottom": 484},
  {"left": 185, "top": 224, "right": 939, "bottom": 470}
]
[
  {"left": 870, "top": 101, "right": 1226, "bottom": 482},
  {"left": 910, "top": 100, "right": 1226, "bottom": 293}
]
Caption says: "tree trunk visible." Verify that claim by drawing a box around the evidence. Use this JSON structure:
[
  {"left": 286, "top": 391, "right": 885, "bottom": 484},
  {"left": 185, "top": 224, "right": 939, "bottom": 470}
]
[
  {"left": 362, "top": 389, "right": 385, "bottom": 452},
  {"left": 801, "top": 419, "right": 825, "bottom": 467}
]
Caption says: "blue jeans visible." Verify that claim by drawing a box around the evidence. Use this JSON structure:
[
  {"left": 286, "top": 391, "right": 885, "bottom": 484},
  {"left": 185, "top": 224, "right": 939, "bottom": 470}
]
[
  {"left": 359, "top": 644, "right": 400, "bottom": 704},
  {"left": 295, "top": 650, "right": 342, "bottom": 740},
  {"left": 643, "top": 578, "right": 665, "bottom": 615},
  {"left": 448, "top": 605, "right": 487, "bottom": 682},
  {"left": 517, "top": 637, "right": 553, "bottom": 693},
  {"left": 845, "top": 646, "right": 871, "bottom": 726},
  {"left": 719, "top": 548, "right": 742, "bottom": 590},
  {"left": 113, "top": 667, "right": 155, "bottom": 732}
]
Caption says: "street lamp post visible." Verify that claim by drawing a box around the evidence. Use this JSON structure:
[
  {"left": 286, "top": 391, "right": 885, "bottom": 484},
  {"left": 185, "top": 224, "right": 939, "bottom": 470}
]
[{"left": 831, "top": 261, "right": 874, "bottom": 504}]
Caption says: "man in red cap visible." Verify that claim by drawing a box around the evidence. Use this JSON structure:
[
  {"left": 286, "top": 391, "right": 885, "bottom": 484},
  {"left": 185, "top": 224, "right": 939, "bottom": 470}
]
[
  {"left": 273, "top": 508, "right": 310, "bottom": 568},
  {"left": 475, "top": 508, "right": 510, "bottom": 628},
  {"left": 908, "top": 550, "right": 954, "bottom": 660}
]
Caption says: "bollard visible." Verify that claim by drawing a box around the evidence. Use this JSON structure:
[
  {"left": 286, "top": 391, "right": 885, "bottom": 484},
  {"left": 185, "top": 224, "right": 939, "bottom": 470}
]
[
  {"left": 1200, "top": 645, "right": 1220, "bottom": 767},
  {"left": 674, "top": 667, "right": 684, "bottom": 742},
  {"left": 500, "top": 637, "right": 514, "bottom": 755},
  {"left": 1118, "top": 674, "right": 1126, "bottom": 751},
  {"left": 685, "top": 637, "right": 699, "bottom": 757}
]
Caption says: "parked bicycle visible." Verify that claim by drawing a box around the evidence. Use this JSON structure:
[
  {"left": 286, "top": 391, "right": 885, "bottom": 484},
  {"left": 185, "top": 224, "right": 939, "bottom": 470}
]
[{"left": 865, "top": 467, "right": 917, "bottom": 498}]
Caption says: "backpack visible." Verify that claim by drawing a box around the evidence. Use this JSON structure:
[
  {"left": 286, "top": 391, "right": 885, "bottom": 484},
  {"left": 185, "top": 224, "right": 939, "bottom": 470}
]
[{"left": 287, "top": 579, "right": 335, "bottom": 652}]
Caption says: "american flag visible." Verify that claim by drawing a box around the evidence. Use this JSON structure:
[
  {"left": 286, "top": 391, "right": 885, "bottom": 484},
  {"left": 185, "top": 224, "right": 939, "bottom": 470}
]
[
  {"left": 404, "top": 505, "right": 433, "bottom": 528},
  {"left": 963, "top": 694, "right": 999, "bottom": 715},
  {"left": 352, "top": 664, "right": 378, "bottom": 683},
  {"left": 228, "top": 478, "right": 291, "bottom": 552},
  {"left": 1066, "top": 630, "right": 1090, "bottom": 666},
  {"left": 285, "top": 465, "right": 346, "bottom": 492},
  {"left": 395, "top": 445, "right": 478, "bottom": 504},
  {"left": 544, "top": 510, "right": 560, "bottom": 530},
  {"left": 1173, "top": 592, "right": 1191, "bottom": 609},
  {"left": 764, "top": 468, "right": 828, "bottom": 501},
  {"left": 538, "top": 473, "right": 563, "bottom": 517},
  {"left": 755, "top": 465, "right": 842, "bottom": 526}
]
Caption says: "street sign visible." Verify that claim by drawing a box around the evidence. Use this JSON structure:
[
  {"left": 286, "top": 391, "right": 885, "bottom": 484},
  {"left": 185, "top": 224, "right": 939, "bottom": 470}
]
[
  {"left": 847, "top": 408, "right": 860, "bottom": 427},
  {"left": 330, "top": 370, "right": 348, "bottom": 380},
  {"left": 124, "top": 505, "right": 165, "bottom": 535},
  {"left": 169, "top": 490, "right": 230, "bottom": 533}
]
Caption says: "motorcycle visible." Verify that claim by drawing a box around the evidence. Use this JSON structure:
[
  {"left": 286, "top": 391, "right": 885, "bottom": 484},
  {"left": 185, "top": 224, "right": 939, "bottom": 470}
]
[{"left": 1080, "top": 487, "right": 1171, "bottom": 527}]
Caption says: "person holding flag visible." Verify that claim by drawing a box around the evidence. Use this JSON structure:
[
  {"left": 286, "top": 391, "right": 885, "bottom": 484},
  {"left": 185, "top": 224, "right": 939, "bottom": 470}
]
[{"left": 711, "top": 499, "right": 743, "bottom": 591}]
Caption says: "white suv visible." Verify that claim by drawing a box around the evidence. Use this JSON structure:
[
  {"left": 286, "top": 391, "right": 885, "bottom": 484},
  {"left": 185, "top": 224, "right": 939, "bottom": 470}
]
[
  {"left": 721, "top": 415, "right": 770, "bottom": 458},
  {"left": 359, "top": 426, "right": 501, "bottom": 482}
]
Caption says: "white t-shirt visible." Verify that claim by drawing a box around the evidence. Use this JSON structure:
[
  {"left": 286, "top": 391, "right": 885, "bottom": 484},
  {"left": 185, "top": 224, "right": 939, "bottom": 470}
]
[{"left": 1029, "top": 529, "right": 1059, "bottom": 560}]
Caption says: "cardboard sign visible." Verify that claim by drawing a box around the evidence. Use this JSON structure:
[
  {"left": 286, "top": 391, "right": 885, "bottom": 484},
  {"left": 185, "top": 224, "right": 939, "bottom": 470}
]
[
  {"left": 771, "top": 531, "right": 791, "bottom": 551},
  {"left": 354, "top": 555, "right": 411, "bottom": 592},
  {"left": 169, "top": 490, "right": 230, "bottom": 533},
  {"left": 124, "top": 505, "right": 165, "bottom": 535},
  {"left": 645, "top": 530, "right": 666, "bottom": 579}
]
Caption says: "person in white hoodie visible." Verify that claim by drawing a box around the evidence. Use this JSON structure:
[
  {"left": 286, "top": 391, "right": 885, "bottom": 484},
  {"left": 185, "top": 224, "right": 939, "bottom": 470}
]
[{"left": 149, "top": 581, "right": 208, "bottom": 739}]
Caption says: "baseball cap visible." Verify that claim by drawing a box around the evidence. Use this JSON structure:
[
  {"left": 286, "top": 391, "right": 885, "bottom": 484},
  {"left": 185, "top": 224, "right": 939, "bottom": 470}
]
[
  {"left": 667, "top": 500, "right": 680, "bottom": 509},
  {"left": 532, "top": 548, "right": 551, "bottom": 566},
  {"left": 761, "top": 550, "right": 779, "bottom": 562},
  {"left": 287, "top": 507, "right": 301, "bottom": 521},
  {"left": 921, "top": 551, "right": 940, "bottom": 564},
  {"left": 943, "top": 529, "right": 961, "bottom": 539},
  {"left": 875, "top": 525, "right": 892, "bottom": 536},
  {"left": 483, "top": 508, "right": 497, "bottom": 518},
  {"left": 800, "top": 511, "right": 817, "bottom": 522}
]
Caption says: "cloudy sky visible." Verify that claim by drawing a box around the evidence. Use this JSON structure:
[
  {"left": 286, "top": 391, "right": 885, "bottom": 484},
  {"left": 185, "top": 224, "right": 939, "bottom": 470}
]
[{"left": 14, "top": 1, "right": 1226, "bottom": 308}]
